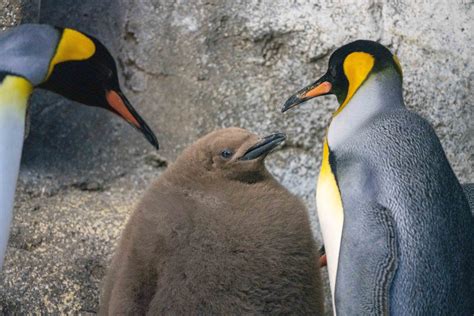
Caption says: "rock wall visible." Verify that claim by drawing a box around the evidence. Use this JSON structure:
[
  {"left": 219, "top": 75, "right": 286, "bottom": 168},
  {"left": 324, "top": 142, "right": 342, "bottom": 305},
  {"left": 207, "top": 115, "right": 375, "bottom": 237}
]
[{"left": 0, "top": 0, "right": 472, "bottom": 313}]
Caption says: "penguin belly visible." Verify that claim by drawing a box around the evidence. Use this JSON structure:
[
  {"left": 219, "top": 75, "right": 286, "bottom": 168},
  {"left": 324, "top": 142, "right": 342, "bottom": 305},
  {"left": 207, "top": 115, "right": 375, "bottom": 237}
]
[{"left": 316, "top": 140, "right": 343, "bottom": 311}]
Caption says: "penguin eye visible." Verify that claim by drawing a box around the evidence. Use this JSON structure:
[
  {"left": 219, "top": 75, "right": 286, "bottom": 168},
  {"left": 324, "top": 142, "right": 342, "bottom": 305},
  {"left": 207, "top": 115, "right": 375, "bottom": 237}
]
[
  {"left": 221, "top": 149, "right": 233, "bottom": 159},
  {"left": 330, "top": 67, "right": 337, "bottom": 78}
]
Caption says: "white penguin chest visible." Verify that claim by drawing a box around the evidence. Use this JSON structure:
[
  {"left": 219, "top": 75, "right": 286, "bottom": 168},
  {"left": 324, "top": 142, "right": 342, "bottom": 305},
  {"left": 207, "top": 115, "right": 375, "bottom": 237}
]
[{"left": 316, "top": 140, "right": 344, "bottom": 311}]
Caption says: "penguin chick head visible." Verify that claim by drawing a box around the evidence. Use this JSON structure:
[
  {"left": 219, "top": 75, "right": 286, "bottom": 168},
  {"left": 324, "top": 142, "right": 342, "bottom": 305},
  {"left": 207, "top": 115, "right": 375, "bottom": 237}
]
[
  {"left": 173, "top": 128, "right": 286, "bottom": 182},
  {"left": 282, "top": 40, "right": 403, "bottom": 115},
  {"left": 37, "top": 26, "right": 159, "bottom": 149}
]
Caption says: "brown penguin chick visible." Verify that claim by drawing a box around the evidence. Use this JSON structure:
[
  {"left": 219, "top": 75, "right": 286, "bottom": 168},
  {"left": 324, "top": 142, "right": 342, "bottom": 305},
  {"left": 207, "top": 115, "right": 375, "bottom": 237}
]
[{"left": 100, "top": 127, "right": 324, "bottom": 315}]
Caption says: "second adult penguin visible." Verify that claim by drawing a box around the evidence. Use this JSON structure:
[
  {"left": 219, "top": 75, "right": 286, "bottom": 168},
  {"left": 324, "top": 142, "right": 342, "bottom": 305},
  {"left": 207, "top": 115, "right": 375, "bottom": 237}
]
[
  {"left": 100, "top": 127, "right": 324, "bottom": 315},
  {"left": 283, "top": 40, "right": 473, "bottom": 315}
]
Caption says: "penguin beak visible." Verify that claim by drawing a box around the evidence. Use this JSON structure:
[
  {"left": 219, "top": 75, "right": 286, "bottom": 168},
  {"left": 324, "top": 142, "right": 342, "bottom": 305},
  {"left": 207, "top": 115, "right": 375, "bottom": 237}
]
[
  {"left": 240, "top": 133, "right": 286, "bottom": 160},
  {"left": 282, "top": 74, "right": 332, "bottom": 112},
  {"left": 105, "top": 90, "right": 159, "bottom": 150}
]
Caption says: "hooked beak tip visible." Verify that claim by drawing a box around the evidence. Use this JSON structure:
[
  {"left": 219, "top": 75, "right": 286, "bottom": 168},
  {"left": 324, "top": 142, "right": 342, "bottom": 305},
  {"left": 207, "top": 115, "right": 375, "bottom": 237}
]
[
  {"left": 142, "top": 127, "right": 160, "bottom": 150},
  {"left": 282, "top": 95, "right": 305, "bottom": 113},
  {"left": 149, "top": 135, "right": 160, "bottom": 150}
]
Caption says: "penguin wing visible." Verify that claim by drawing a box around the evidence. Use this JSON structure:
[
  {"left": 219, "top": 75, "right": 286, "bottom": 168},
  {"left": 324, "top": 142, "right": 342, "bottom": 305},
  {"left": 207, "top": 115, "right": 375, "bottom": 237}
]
[
  {"left": 335, "top": 201, "right": 398, "bottom": 315},
  {"left": 462, "top": 183, "right": 474, "bottom": 214},
  {"left": 339, "top": 110, "right": 473, "bottom": 314}
]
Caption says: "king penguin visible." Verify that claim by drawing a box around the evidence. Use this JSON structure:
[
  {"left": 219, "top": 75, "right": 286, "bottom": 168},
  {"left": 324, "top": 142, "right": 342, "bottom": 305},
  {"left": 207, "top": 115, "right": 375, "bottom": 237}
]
[
  {"left": 282, "top": 40, "right": 473, "bottom": 315},
  {"left": 100, "top": 128, "right": 324, "bottom": 315},
  {"left": 0, "top": 24, "right": 159, "bottom": 268}
]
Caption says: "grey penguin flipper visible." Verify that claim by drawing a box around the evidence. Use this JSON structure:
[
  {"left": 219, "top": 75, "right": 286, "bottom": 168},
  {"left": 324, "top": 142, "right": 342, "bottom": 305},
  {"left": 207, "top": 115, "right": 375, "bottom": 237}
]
[
  {"left": 462, "top": 183, "right": 474, "bottom": 214},
  {"left": 24, "top": 104, "right": 31, "bottom": 140},
  {"left": 463, "top": 183, "right": 474, "bottom": 314},
  {"left": 335, "top": 203, "right": 398, "bottom": 315}
]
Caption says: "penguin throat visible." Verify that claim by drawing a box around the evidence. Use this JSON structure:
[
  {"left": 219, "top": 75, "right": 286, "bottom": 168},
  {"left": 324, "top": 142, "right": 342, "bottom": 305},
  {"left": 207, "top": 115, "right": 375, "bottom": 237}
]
[
  {"left": 328, "top": 70, "right": 404, "bottom": 149},
  {"left": 0, "top": 75, "right": 32, "bottom": 113}
]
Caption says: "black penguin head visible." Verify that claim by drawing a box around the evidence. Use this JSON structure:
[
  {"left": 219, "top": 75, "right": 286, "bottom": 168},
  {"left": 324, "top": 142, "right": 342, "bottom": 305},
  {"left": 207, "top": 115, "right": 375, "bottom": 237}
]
[
  {"left": 38, "top": 27, "right": 159, "bottom": 149},
  {"left": 176, "top": 128, "right": 285, "bottom": 183},
  {"left": 282, "top": 40, "right": 402, "bottom": 114}
]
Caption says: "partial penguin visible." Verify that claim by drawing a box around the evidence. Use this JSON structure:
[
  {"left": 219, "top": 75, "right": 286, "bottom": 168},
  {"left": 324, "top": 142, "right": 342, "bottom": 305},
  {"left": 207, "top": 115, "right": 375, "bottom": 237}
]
[
  {"left": 283, "top": 40, "right": 473, "bottom": 315},
  {"left": 0, "top": 24, "right": 159, "bottom": 268},
  {"left": 100, "top": 128, "right": 324, "bottom": 315}
]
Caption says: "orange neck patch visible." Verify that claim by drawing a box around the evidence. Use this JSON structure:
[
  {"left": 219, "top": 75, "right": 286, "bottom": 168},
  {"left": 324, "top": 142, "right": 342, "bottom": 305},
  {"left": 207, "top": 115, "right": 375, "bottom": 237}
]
[{"left": 0, "top": 75, "right": 33, "bottom": 116}]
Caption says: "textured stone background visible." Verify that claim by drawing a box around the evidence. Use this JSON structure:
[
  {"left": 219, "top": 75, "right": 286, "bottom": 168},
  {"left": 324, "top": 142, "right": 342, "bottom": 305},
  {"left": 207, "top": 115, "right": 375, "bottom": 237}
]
[{"left": 0, "top": 0, "right": 472, "bottom": 313}]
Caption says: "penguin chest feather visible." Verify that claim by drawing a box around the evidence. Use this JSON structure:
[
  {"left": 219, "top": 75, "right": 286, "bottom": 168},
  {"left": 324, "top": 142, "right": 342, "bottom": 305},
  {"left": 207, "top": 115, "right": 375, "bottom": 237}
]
[{"left": 316, "top": 139, "right": 343, "bottom": 305}]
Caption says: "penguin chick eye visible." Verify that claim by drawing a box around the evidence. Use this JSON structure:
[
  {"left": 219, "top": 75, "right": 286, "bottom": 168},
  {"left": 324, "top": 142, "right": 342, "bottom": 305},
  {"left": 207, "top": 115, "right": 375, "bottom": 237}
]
[{"left": 221, "top": 149, "right": 233, "bottom": 159}]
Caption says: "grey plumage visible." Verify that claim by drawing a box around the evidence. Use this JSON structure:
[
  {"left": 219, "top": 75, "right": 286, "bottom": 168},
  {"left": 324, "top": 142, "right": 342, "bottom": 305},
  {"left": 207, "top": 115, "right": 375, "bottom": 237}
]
[
  {"left": 462, "top": 183, "right": 474, "bottom": 213},
  {"left": 334, "top": 110, "right": 473, "bottom": 315},
  {"left": 0, "top": 24, "right": 59, "bottom": 85},
  {"left": 100, "top": 128, "right": 324, "bottom": 315}
]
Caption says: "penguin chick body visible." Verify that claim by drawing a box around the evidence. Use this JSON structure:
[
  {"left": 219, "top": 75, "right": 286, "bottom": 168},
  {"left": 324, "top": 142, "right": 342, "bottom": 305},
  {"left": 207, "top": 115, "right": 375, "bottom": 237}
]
[
  {"left": 283, "top": 40, "right": 473, "bottom": 315},
  {"left": 100, "top": 128, "right": 324, "bottom": 315}
]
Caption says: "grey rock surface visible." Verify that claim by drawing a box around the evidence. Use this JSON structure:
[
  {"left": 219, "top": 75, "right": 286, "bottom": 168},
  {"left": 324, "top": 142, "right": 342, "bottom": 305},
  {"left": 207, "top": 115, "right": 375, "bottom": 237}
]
[
  {"left": 0, "top": 0, "right": 472, "bottom": 314},
  {"left": 0, "top": 0, "right": 39, "bottom": 31}
]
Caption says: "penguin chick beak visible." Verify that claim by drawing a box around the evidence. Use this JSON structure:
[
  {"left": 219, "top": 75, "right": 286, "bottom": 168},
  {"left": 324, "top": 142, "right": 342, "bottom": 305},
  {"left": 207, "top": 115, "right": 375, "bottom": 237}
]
[
  {"left": 240, "top": 132, "right": 286, "bottom": 161},
  {"left": 105, "top": 90, "right": 159, "bottom": 150},
  {"left": 282, "top": 76, "right": 332, "bottom": 113}
]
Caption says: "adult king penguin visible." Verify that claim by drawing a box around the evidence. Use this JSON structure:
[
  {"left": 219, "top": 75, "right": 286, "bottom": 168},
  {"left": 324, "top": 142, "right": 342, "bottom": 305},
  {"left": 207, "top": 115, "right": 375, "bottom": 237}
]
[
  {"left": 282, "top": 40, "right": 473, "bottom": 315},
  {"left": 0, "top": 24, "right": 159, "bottom": 268}
]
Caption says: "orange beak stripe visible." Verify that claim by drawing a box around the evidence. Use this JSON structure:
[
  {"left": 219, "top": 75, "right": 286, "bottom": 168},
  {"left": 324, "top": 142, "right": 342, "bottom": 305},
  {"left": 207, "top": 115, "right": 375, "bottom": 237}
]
[
  {"left": 106, "top": 90, "right": 140, "bottom": 128},
  {"left": 302, "top": 81, "right": 332, "bottom": 99}
]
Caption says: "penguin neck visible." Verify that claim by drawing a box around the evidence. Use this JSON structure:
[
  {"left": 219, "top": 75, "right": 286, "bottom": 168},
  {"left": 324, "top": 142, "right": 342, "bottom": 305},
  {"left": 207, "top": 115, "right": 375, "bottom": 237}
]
[
  {"left": 163, "top": 161, "right": 271, "bottom": 195},
  {"left": 327, "top": 70, "right": 404, "bottom": 149}
]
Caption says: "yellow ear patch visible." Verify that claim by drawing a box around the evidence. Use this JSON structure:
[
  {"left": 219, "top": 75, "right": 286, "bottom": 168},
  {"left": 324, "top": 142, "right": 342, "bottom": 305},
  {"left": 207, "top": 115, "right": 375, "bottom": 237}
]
[
  {"left": 334, "top": 52, "right": 375, "bottom": 116},
  {"left": 46, "top": 28, "right": 96, "bottom": 80}
]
